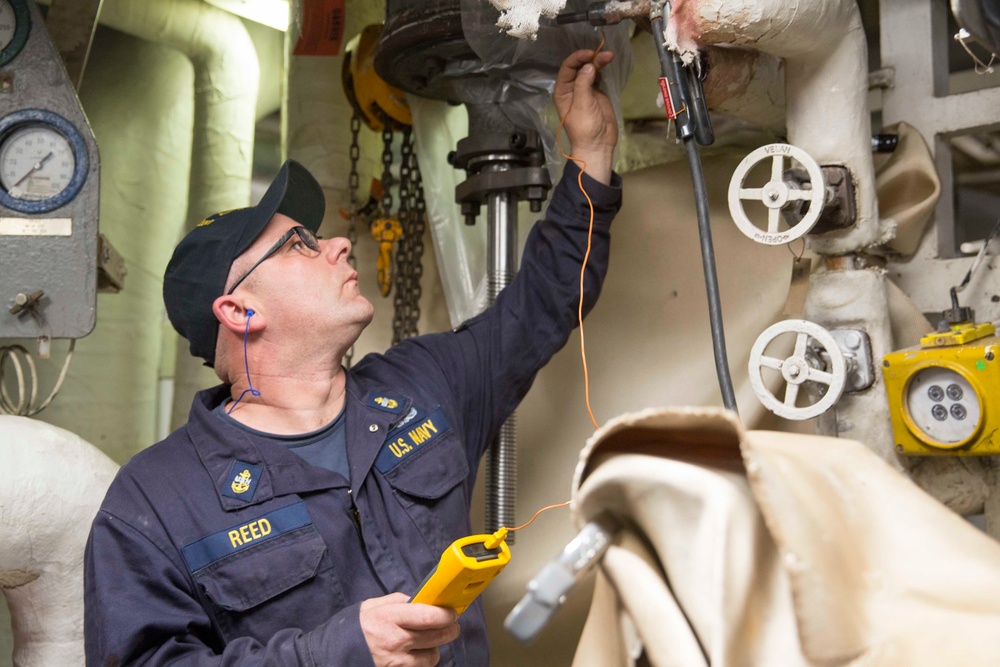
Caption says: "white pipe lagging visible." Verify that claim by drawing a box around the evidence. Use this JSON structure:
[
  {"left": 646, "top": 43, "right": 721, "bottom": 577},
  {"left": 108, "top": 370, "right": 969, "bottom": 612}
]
[
  {"left": 667, "top": 0, "right": 887, "bottom": 255},
  {"left": 665, "top": 0, "right": 897, "bottom": 454},
  {"left": 1, "top": 417, "right": 118, "bottom": 667},
  {"left": 2, "top": 2, "right": 259, "bottom": 664},
  {"left": 92, "top": 0, "right": 261, "bottom": 428}
]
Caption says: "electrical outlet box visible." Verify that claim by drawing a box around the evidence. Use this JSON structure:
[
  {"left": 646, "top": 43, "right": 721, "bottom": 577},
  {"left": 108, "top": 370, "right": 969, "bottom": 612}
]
[{"left": 884, "top": 326, "right": 1000, "bottom": 455}]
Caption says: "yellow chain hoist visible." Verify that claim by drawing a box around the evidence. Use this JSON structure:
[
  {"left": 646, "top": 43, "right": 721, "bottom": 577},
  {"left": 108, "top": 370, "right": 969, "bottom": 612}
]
[
  {"left": 341, "top": 24, "right": 411, "bottom": 131},
  {"left": 369, "top": 217, "right": 403, "bottom": 297}
]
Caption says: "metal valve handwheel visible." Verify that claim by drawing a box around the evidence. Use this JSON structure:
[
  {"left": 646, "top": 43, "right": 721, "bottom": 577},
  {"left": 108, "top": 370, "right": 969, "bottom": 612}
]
[
  {"left": 727, "top": 143, "right": 826, "bottom": 245},
  {"left": 748, "top": 319, "right": 847, "bottom": 420}
]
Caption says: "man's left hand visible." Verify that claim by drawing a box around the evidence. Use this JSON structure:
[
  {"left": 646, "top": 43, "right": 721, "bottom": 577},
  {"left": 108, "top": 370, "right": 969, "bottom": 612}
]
[{"left": 554, "top": 49, "right": 618, "bottom": 185}]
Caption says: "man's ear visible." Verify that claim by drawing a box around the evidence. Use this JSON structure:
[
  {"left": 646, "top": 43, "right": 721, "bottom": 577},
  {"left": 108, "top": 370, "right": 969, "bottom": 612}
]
[{"left": 212, "top": 295, "right": 266, "bottom": 335}]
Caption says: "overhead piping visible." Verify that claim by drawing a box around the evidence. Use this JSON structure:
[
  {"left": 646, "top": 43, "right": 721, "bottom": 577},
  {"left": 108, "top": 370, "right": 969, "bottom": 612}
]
[
  {"left": 92, "top": 0, "right": 260, "bottom": 426},
  {"left": 666, "top": 0, "right": 886, "bottom": 254}
]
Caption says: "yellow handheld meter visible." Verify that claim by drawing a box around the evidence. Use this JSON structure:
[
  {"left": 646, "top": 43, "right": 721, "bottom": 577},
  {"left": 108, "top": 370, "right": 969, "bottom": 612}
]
[{"left": 409, "top": 531, "right": 511, "bottom": 616}]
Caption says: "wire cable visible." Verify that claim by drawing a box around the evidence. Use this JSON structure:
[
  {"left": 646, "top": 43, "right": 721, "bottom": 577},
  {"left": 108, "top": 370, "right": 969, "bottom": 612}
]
[
  {"left": 684, "top": 137, "right": 739, "bottom": 414},
  {"left": 0, "top": 339, "right": 76, "bottom": 416},
  {"left": 508, "top": 500, "right": 571, "bottom": 532},
  {"left": 554, "top": 37, "right": 607, "bottom": 431}
]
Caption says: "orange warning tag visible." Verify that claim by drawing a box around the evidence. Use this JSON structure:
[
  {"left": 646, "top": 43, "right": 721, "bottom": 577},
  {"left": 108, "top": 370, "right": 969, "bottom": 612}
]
[
  {"left": 658, "top": 77, "right": 677, "bottom": 120},
  {"left": 293, "top": 0, "right": 346, "bottom": 56}
]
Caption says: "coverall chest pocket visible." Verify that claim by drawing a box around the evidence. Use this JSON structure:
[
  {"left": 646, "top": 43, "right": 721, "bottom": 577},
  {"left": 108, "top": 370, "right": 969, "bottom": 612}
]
[
  {"left": 190, "top": 516, "right": 345, "bottom": 641},
  {"left": 382, "top": 432, "right": 470, "bottom": 556}
]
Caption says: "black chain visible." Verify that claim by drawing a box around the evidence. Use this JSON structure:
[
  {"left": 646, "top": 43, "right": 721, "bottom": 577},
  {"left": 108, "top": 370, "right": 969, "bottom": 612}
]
[
  {"left": 344, "top": 112, "right": 362, "bottom": 369},
  {"left": 380, "top": 125, "right": 394, "bottom": 217},
  {"left": 347, "top": 112, "right": 361, "bottom": 268},
  {"left": 392, "top": 127, "right": 411, "bottom": 344},
  {"left": 392, "top": 128, "right": 425, "bottom": 344}
]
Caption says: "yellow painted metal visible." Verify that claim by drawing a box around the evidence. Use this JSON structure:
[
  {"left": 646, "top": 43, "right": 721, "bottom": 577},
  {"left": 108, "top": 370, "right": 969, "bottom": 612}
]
[
  {"left": 342, "top": 24, "right": 411, "bottom": 131},
  {"left": 370, "top": 217, "right": 403, "bottom": 296},
  {"left": 919, "top": 321, "right": 995, "bottom": 348},
  {"left": 883, "top": 333, "right": 1000, "bottom": 455}
]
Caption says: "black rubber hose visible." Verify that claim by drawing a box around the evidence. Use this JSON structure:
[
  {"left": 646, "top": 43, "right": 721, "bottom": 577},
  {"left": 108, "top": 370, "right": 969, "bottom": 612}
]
[{"left": 684, "top": 136, "right": 739, "bottom": 414}]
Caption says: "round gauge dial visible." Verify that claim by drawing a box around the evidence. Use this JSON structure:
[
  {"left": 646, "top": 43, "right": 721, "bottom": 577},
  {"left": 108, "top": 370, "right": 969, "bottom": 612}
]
[
  {"left": 904, "top": 366, "right": 982, "bottom": 448},
  {"left": 0, "top": 0, "right": 30, "bottom": 66},
  {"left": 0, "top": 125, "right": 76, "bottom": 200},
  {"left": 0, "top": 1, "right": 16, "bottom": 50},
  {"left": 0, "top": 109, "right": 89, "bottom": 214}
]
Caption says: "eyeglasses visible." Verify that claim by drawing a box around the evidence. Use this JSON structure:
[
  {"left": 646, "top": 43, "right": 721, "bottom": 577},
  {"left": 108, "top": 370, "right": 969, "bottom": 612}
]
[{"left": 227, "top": 226, "right": 321, "bottom": 295}]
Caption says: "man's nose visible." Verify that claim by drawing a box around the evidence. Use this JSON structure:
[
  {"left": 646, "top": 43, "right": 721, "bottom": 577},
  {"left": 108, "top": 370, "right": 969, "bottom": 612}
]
[{"left": 322, "top": 236, "right": 352, "bottom": 263}]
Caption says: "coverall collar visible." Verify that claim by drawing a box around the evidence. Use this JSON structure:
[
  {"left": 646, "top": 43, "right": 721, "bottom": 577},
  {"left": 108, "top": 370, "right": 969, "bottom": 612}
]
[
  {"left": 189, "top": 385, "right": 348, "bottom": 511},
  {"left": 188, "top": 382, "right": 413, "bottom": 510}
]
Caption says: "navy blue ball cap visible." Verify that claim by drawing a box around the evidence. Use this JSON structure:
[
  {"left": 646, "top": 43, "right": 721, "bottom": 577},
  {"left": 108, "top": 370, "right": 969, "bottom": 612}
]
[{"left": 163, "top": 159, "right": 325, "bottom": 366}]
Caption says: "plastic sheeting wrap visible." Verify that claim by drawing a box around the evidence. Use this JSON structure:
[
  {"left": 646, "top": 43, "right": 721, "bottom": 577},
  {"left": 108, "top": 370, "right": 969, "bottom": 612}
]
[
  {"left": 413, "top": 0, "right": 631, "bottom": 324},
  {"left": 460, "top": 0, "right": 630, "bottom": 178}
]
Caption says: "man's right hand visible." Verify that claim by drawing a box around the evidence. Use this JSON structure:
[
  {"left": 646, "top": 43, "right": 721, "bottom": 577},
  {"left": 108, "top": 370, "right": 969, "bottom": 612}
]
[{"left": 360, "top": 593, "right": 461, "bottom": 666}]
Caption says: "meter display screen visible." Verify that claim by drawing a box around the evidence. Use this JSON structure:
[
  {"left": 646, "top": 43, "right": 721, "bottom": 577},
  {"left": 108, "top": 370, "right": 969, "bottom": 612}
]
[{"left": 905, "top": 367, "right": 981, "bottom": 445}]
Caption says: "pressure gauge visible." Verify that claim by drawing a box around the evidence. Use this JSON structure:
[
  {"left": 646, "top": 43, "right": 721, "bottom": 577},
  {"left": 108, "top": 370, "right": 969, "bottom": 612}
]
[
  {"left": 0, "top": 0, "right": 30, "bottom": 67},
  {"left": 0, "top": 109, "right": 89, "bottom": 214}
]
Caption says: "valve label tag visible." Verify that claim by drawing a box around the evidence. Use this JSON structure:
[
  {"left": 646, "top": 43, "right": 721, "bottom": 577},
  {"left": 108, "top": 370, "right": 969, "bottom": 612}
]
[
  {"left": 293, "top": 0, "right": 345, "bottom": 56},
  {"left": 658, "top": 77, "right": 678, "bottom": 120}
]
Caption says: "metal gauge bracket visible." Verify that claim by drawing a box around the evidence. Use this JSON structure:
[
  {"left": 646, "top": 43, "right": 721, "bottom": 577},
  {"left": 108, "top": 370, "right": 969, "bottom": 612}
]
[
  {"left": 826, "top": 329, "right": 875, "bottom": 392},
  {"left": 0, "top": 0, "right": 100, "bottom": 340}
]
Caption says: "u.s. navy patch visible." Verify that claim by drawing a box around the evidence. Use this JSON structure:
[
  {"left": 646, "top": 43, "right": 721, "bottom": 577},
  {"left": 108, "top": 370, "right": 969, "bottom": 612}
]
[
  {"left": 368, "top": 393, "right": 406, "bottom": 413},
  {"left": 181, "top": 501, "right": 313, "bottom": 572},
  {"left": 375, "top": 407, "right": 451, "bottom": 472},
  {"left": 221, "top": 461, "right": 262, "bottom": 501}
]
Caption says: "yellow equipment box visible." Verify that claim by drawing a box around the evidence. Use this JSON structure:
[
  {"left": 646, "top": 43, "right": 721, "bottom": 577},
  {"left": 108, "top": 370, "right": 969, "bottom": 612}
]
[{"left": 883, "top": 322, "right": 1000, "bottom": 455}]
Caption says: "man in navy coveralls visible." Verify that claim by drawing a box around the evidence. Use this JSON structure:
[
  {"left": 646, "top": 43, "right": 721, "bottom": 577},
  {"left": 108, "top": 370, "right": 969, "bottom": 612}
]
[{"left": 85, "top": 48, "right": 621, "bottom": 666}]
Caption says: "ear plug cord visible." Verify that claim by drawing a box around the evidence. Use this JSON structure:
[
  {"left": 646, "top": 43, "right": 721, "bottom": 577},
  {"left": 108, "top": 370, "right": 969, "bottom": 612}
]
[{"left": 228, "top": 310, "right": 261, "bottom": 414}]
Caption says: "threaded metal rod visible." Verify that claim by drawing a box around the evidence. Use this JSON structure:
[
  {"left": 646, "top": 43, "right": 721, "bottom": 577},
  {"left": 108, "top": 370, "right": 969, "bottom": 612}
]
[{"left": 485, "top": 182, "right": 519, "bottom": 542}]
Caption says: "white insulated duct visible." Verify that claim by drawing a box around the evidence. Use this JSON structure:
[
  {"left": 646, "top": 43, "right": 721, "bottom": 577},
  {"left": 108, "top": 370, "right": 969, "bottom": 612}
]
[
  {"left": 91, "top": 0, "right": 261, "bottom": 427},
  {"left": 1, "top": 417, "right": 118, "bottom": 667},
  {"left": 667, "top": 0, "right": 887, "bottom": 255},
  {"left": 1, "top": 3, "right": 259, "bottom": 662},
  {"left": 96, "top": 0, "right": 259, "bottom": 217}
]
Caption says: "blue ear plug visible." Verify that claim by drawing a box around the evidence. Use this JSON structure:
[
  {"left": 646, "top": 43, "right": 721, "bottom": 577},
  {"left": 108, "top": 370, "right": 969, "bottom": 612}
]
[{"left": 228, "top": 309, "right": 261, "bottom": 414}]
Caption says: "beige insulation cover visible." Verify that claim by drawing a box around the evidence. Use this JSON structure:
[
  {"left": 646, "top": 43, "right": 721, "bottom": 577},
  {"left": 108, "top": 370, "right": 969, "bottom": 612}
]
[
  {"left": 876, "top": 121, "right": 941, "bottom": 257},
  {"left": 569, "top": 407, "right": 1000, "bottom": 666}
]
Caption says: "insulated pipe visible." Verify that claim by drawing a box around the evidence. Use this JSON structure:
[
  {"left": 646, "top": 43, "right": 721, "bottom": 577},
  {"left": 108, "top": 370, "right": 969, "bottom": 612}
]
[
  {"left": 666, "top": 0, "right": 895, "bottom": 454},
  {"left": 667, "top": 0, "right": 886, "bottom": 255},
  {"left": 92, "top": 0, "right": 260, "bottom": 427},
  {"left": 485, "top": 163, "right": 519, "bottom": 542},
  {"left": 1, "top": 416, "right": 118, "bottom": 667}
]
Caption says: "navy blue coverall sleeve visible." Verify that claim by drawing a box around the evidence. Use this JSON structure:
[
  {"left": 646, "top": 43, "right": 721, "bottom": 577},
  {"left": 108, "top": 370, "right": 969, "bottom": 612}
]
[{"left": 386, "top": 160, "right": 622, "bottom": 464}]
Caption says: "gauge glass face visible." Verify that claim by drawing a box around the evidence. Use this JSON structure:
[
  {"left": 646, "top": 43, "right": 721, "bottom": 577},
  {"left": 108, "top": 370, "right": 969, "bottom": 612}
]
[
  {"left": 0, "top": 124, "right": 76, "bottom": 201},
  {"left": 905, "top": 367, "right": 981, "bottom": 445},
  {"left": 0, "top": 0, "right": 15, "bottom": 52}
]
